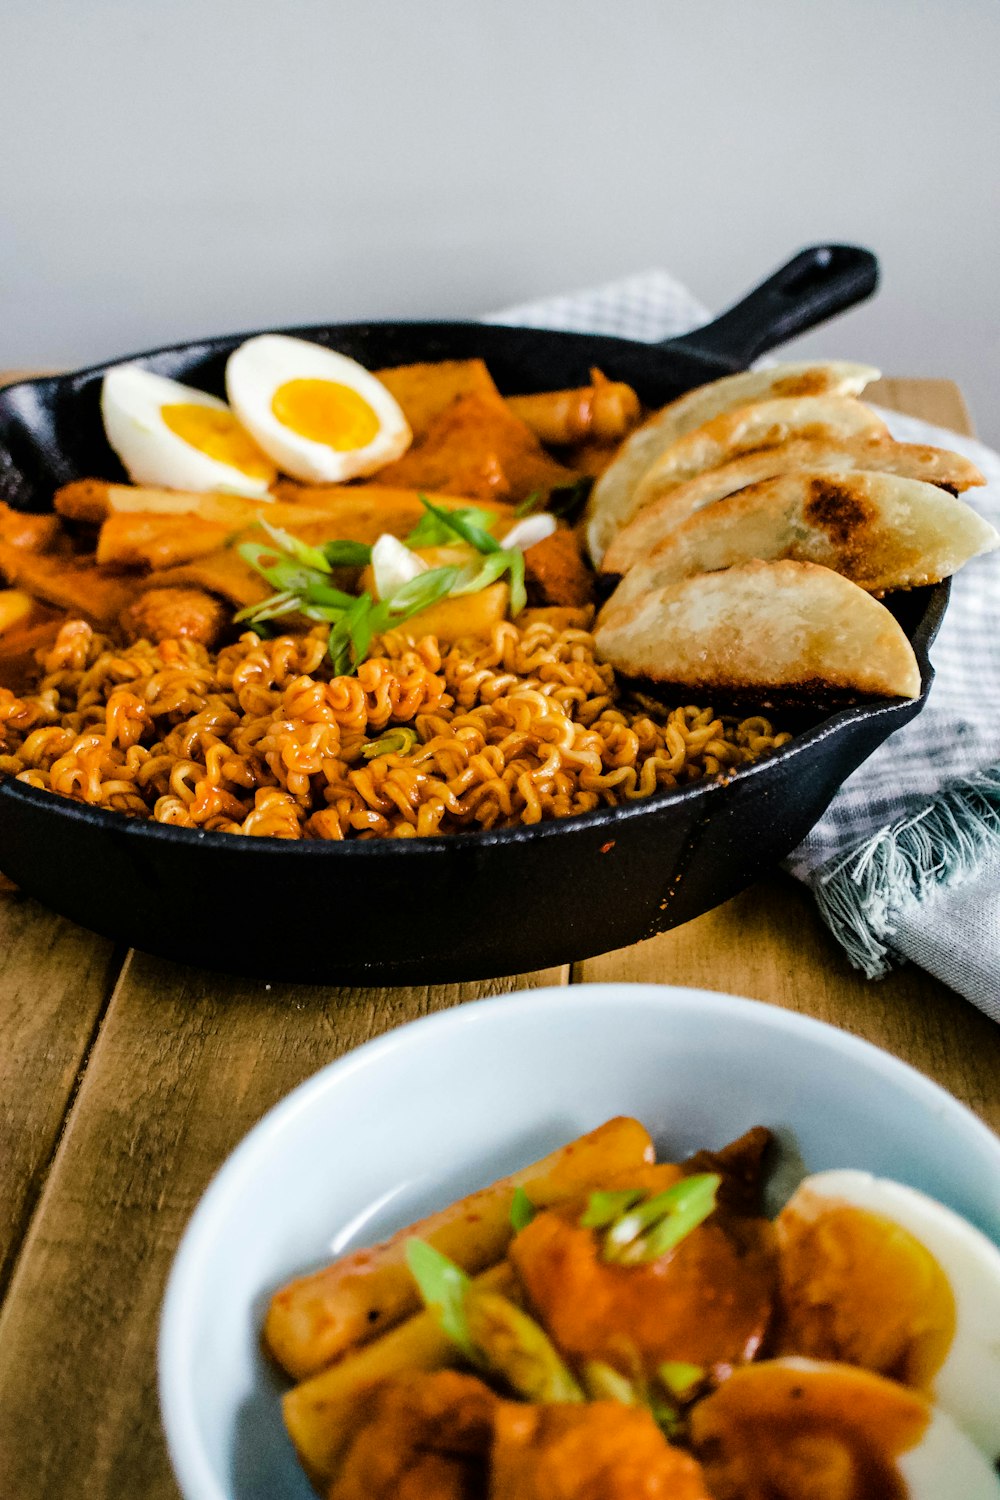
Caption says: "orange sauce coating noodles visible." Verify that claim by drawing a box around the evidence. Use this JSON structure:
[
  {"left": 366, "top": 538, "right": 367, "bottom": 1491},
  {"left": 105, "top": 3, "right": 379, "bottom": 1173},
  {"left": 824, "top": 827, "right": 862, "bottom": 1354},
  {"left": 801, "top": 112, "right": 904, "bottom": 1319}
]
[{"left": 0, "top": 619, "right": 791, "bottom": 840}]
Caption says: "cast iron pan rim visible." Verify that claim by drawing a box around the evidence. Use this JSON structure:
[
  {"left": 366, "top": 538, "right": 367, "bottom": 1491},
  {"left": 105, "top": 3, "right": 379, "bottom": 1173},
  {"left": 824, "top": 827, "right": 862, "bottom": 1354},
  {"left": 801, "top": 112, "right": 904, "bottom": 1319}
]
[{"left": 3, "top": 319, "right": 722, "bottom": 400}]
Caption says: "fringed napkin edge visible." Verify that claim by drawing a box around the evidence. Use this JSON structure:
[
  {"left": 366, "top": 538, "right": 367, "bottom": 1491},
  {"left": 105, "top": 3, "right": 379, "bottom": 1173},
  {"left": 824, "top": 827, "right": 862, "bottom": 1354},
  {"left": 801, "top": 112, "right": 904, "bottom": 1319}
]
[{"left": 810, "top": 767, "right": 1000, "bottom": 977}]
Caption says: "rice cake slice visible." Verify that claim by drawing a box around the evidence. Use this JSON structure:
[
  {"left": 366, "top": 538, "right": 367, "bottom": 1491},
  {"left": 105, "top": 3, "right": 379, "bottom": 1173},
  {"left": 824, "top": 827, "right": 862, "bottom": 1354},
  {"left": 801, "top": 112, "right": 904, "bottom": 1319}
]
[
  {"left": 594, "top": 558, "right": 921, "bottom": 701},
  {"left": 602, "top": 471, "right": 999, "bottom": 617},
  {"left": 584, "top": 361, "right": 879, "bottom": 564},
  {"left": 602, "top": 437, "right": 986, "bottom": 576}
]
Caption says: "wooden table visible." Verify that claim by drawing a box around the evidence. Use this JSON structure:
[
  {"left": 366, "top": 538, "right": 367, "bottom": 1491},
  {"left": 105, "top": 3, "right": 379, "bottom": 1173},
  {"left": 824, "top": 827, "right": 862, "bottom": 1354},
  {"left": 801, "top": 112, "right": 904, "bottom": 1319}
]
[{"left": 0, "top": 378, "right": 997, "bottom": 1499}]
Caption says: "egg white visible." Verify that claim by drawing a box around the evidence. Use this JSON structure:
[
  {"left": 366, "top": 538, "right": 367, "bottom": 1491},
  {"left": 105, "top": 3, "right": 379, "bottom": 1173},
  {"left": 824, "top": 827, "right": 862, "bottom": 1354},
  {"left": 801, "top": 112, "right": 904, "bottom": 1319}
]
[
  {"left": 101, "top": 366, "right": 275, "bottom": 498},
  {"left": 781, "top": 1171, "right": 1000, "bottom": 1459},
  {"left": 897, "top": 1402, "right": 1000, "bottom": 1499},
  {"left": 225, "top": 335, "right": 412, "bottom": 484}
]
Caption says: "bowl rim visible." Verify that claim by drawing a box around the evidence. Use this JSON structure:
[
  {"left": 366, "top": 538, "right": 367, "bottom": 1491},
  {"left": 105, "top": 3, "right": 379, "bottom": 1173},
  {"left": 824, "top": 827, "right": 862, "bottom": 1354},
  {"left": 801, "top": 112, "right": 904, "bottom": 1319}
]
[{"left": 157, "top": 979, "right": 1000, "bottom": 1500}]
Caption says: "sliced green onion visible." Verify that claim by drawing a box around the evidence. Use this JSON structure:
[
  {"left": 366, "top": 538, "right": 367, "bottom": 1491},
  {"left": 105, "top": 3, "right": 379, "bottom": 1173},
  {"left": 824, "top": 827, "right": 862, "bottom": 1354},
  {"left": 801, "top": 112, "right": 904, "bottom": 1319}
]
[
  {"left": 322, "top": 539, "right": 373, "bottom": 567},
  {"left": 581, "top": 1360, "right": 639, "bottom": 1405},
  {"left": 463, "top": 1288, "right": 584, "bottom": 1403},
  {"left": 327, "top": 592, "right": 371, "bottom": 676},
  {"left": 514, "top": 490, "right": 543, "bottom": 518},
  {"left": 361, "top": 727, "right": 419, "bottom": 760},
  {"left": 236, "top": 541, "right": 319, "bottom": 597},
  {"left": 302, "top": 578, "right": 357, "bottom": 610},
  {"left": 448, "top": 548, "right": 525, "bottom": 617},
  {"left": 506, "top": 547, "right": 526, "bottom": 616},
  {"left": 405, "top": 503, "right": 498, "bottom": 549},
  {"left": 257, "top": 518, "right": 332, "bottom": 573},
  {"left": 344, "top": 604, "right": 375, "bottom": 667},
  {"left": 297, "top": 602, "right": 350, "bottom": 624},
  {"left": 386, "top": 564, "right": 462, "bottom": 617},
  {"left": 233, "top": 589, "right": 299, "bottom": 625},
  {"left": 601, "top": 1174, "right": 720, "bottom": 1265},
  {"left": 450, "top": 552, "right": 515, "bottom": 596},
  {"left": 509, "top": 1187, "right": 536, "bottom": 1233},
  {"left": 237, "top": 499, "right": 526, "bottom": 676},
  {"left": 413, "top": 495, "right": 501, "bottom": 554},
  {"left": 405, "top": 1239, "right": 478, "bottom": 1362},
  {"left": 579, "top": 1189, "right": 645, "bottom": 1229},
  {"left": 658, "top": 1362, "right": 705, "bottom": 1400}
]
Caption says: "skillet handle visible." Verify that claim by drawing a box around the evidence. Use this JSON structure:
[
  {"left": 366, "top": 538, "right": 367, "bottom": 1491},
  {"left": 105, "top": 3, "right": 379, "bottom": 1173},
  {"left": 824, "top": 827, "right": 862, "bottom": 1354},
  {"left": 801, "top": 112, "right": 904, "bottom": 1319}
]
[{"left": 673, "top": 245, "right": 879, "bottom": 367}]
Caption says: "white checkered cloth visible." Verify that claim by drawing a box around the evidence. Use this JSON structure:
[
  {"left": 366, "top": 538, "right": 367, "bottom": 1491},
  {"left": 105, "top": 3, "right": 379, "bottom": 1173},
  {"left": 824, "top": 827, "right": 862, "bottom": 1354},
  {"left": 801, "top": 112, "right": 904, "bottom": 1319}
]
[{"left": 489, "top": 274, "right": 1000, "bottom": 1021}]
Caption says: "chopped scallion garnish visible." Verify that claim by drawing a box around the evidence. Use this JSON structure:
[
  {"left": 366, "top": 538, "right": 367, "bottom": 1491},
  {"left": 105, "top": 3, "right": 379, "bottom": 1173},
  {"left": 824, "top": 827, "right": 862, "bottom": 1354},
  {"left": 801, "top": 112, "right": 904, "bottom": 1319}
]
[
  {"left": 658, "top": 1361, "right": 705, "bottom": 1400},
  {"left": 256, "top": 518, "right": 333, "bottom": 573},
  {"left": 591, "top": 1174, "right": 721, "bottom": 1265},
  {"left": 237, "top": 494, "right": 528, "bottom": 678},
  {"left": 412, "top": 495, "right": 501, "bottom": 554},
  {"left": 509, "top": 1186, "right": 536, "bottom": 1232},
  {"left": 463, "top": 1287, "right": 584, "bottom": 1403},
  {"left": 322, "top": 539, "right": 373, "bottom": 567},
  {"left": 581, "top": 1360, "right": 639, "bottom": 1405},
  {"left": 361, "top": 727, "right": 419, "bottom": 760},
  {"left": 579, "top": 1188, "right": 645, "bottom": 1229},
  {"left": 514, "top": 490, "right": 543, "bottom": 518},
  {"left": 405, "top": 504, "right": 498, "bottom": 548},
  {"left": 404, "top": 1239, "right": 478, "bottom": 1362}
]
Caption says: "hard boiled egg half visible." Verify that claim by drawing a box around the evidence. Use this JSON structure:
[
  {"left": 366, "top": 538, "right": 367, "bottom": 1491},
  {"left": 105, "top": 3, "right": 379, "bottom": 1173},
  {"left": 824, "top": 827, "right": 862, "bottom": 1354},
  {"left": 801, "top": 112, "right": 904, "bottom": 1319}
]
[
  {"left": 101, "top": 367, "right": 278, "bottom": 498},
  {"left": 775, "top": 1170, "right": 1000, "bottom": 1459},
  {"left": 225, "top": 335, "right": 412, "bottom": 483},
  {"left": 690, "top": 1357, "right": 1000, "bottom": 1499}
]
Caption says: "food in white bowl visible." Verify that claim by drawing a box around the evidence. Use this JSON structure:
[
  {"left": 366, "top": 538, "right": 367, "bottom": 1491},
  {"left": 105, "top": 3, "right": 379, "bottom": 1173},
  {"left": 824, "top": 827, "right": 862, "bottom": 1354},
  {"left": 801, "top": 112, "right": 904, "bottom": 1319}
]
[
  {"left": 158, "top": 984, "right": 1000, "bottom": 1500},
  {"left": 262, "top": 1133, "right": 1000, "bottom": 1495},
  {"left": 775, "top": 1170, "right": 1000, "bottom": 1459}
]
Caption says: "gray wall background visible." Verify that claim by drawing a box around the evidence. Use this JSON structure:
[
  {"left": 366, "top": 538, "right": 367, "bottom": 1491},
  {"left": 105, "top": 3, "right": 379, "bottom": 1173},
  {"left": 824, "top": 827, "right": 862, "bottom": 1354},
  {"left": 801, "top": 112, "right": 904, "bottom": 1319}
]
[{"left": 2, "top": 1, "right": 997, "bottom": 442}]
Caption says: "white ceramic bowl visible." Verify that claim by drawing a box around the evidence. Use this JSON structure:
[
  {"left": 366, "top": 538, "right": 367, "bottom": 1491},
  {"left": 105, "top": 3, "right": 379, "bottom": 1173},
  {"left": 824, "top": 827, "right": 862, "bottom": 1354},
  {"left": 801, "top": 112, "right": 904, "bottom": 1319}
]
[{"left": 159, "top": 982, "right": 1000, "bottom": 1500}]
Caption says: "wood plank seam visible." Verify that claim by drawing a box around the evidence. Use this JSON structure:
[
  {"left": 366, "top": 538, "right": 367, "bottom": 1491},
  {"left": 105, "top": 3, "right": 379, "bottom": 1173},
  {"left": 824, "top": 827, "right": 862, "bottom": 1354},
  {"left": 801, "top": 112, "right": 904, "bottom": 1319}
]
[{"left": 0, "top": 941, "right": 129, "bottom": 1306}]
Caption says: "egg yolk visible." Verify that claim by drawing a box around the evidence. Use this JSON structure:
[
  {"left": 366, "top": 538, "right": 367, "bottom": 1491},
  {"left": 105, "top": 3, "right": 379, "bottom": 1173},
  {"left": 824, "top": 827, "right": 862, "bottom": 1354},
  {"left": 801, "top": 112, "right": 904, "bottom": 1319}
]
[
  {"left": 271, "top": 379, "right": 380, "bottom": 452},
  {"left": 775, "top": 1202, "right": 956, "bottom": 1390},
  {"left": 161, "top": 403, "right": 276, "bottom": 481}
]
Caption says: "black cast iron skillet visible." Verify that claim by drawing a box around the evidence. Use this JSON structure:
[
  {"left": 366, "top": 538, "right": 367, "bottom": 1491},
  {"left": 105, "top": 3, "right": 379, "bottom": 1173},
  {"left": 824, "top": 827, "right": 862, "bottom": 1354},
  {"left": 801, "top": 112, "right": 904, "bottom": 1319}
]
[{"left": 0, "top": 244, "right": 945, "bottom": 984}]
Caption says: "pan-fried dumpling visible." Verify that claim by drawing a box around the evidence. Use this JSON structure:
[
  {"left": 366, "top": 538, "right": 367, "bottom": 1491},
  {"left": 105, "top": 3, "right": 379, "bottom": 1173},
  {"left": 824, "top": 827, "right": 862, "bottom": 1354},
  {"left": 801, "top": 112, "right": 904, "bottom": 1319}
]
[
  {"left": 601, "top": 472, "right": 999, "bottom": 615},
  {"left": 602, "top": 438, "right": 986, "bottom": 577},
  {"left": 612, "top": 396, "right": 889, "bottom": 546},
  {"left": 593, "top": 559, "right": 921, "bottom": 701},
  {"left": 584, "top": 362, "right": 879, "bottom": 564}
]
